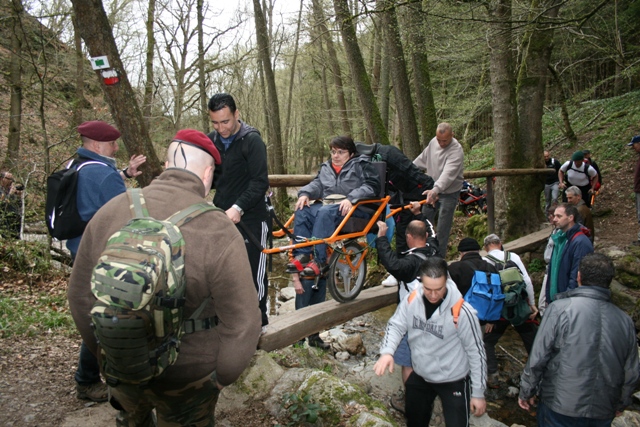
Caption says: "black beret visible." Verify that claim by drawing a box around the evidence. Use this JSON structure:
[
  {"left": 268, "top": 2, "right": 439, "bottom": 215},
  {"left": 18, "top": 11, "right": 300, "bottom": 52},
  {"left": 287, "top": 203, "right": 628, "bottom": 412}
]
[{"left": 458, "top": 237, "right": 481, "bottom": 252}]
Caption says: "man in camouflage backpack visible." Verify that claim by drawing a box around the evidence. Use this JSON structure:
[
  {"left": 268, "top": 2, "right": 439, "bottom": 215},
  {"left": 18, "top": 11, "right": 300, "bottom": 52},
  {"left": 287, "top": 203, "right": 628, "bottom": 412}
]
[{"left": 68, "top": 129, "right": 261, "bottom": 426}]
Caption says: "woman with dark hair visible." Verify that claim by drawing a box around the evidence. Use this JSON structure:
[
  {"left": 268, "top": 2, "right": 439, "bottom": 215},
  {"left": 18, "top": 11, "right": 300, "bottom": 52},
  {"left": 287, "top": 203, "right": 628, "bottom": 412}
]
[{"left": 288, "top": 136, "right": 380, "bottom": 277}]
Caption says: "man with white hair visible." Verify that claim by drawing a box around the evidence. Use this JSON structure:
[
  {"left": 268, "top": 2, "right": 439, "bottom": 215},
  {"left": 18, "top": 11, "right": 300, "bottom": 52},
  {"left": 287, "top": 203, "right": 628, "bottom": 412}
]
[
  {"left": 413, "top": 123, "right": 464, "bottom": 258},
  {"left": 482, "top": 234, "right": 538, "bottom": 386},
  {"left": 565, "top": 185, "right": 594, "bottom": 243},
  {"left": 68, "top": 129, "right": 261, "bottom": 426}
]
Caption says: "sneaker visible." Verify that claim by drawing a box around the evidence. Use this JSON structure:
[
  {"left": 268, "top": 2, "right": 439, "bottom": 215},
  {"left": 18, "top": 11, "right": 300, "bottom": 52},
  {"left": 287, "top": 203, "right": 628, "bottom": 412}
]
[
  {"left": 381, "top": 274, "right": 398, "bottom": 287},
  {"left": 77, "top": 381, "right": 108, "bottom": 402},
  {"left": 308, "top": 334, "right": 330, "bottom": 350},
  {"left": 390, "top": 389, "right": 405, "bottom": 414},
  {"left": 301, "top": 260, "right": 327, "bottom": 278},
  {"left": 286, "top": 254, "right": 311, "bottom": 273},
  {"left": 488, "top": 372, "right": 500, "bottom": 389}
]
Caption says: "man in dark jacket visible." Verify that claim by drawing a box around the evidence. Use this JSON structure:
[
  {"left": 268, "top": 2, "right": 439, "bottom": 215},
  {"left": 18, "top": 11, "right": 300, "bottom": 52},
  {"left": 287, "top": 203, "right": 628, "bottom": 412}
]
[
  {"left": 448, "top": 237, "right": 499, "bottom": 298},
  {"left": 519, "top": 253, "right": 639, "bottom": 425},
  {"left": 543, "top": 151, "right": 561, "bottom": 215},
  {"left": 546, "top": 204, "right": 593, "bottom": 304},
  {"left": 208, "top": 93, "right": 270, "bottom": 330}
]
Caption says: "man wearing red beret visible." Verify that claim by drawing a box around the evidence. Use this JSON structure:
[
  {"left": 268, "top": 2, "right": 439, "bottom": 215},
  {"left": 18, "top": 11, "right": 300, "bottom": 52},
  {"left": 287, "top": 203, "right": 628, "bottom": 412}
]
[
  {"left": 207, "top": 94, "right": 270, "bottom": 332},
  {"left": 68, "top": 130, "right": 260, "bottom": 425},
  {"left": 69, "top": 120, "right": 146, "bottom": 403}
]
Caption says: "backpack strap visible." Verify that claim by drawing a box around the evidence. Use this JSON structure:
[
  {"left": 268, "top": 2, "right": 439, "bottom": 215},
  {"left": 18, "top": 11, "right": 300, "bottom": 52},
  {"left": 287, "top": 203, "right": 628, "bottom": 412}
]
[
  {"left": 127, "top": 188, "right": 149, "bottom": 218},
  {"left": 183, "top": 299, "right": 218, "bottom": 334},
  {"left": 400, "top": 252, "right": 429, "bottom": 292},
  {"left": 168, "top": 202, "right": 222, "bottom": 227},
  {"left": 452, "top": 298, "right": 464, "bottom": 329}
]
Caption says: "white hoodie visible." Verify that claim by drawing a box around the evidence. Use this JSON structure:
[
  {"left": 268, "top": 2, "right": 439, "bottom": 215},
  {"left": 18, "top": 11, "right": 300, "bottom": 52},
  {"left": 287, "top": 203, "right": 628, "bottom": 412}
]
[{"left": 379, "top": 278, "right": 487, "bottom": 398}]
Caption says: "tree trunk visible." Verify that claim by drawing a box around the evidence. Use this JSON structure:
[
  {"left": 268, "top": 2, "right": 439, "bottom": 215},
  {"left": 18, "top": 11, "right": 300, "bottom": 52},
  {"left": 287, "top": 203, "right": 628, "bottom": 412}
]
[
  {"left": 5, "top": 0, "right": 24, "bottom": 171},
  {"left": 485, "top": 0, "right": 521, "bottom": 238},
  {"left": 284, "top": 0, "right": 304, "bottom": 159},
  {"left": 70, "top": 0, "right": 162, "bottom": 186},
  {"left": 402, "top": 1, "right": 437, "bottom": 149},
  {"left": 333, "top": 0, "right": 389, "bottom": 145},
  {"left": 548, "top": 65, "right": 577, "bottom": 144},
  {"left": 379, "top": 0, "right": 419, "bottom": 155},
  {"left": 378, "top": 39, "right": 391, "bottom": 133},
  {"left": 311, "top": 0, "right": 351, "bottom": 135},
  {"left": 144, "top": 0, "right": 156, "bottom": 131},
  {"left": 515, "top": 0, "right": 563, "bottom": 229},
  {"left": 72, "top": 12, "right": 84, "bottom": 127},
  {"left": 252, "top": 0, "right": 286, "bottom": 208}
]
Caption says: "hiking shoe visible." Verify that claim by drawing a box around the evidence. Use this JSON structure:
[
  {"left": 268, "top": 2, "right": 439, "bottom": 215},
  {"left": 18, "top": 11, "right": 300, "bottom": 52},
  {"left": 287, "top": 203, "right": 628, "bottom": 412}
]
[
  {"left": 381, "top": 274, "right": 398, "bottom": 287},
  {"left": 390, "top": 390, "right": 405, "bottom": 414},
  {"left": 488, "top": 372, "right": 500, "bottom": 389},
  {"left": 308, "top": 334, "right": 330, "bottom": 350},
  {"left": 286, "top": 254, "right": 311, "bottom": 273},
  {"left": 77, "top": 381, "right": 108, "bottom": 402},
  {"left": 632, "top": 240, "right": 640, "bottom": 247},
  {"left": 301, "top": 260, "right": 327, "bottom": 278}
]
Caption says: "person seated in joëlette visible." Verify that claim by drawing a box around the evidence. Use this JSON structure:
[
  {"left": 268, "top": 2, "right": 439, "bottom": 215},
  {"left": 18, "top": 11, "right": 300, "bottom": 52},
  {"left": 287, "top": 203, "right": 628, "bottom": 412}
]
[{"left": 286, "top": 136, "right": 380, "bottom": 278}]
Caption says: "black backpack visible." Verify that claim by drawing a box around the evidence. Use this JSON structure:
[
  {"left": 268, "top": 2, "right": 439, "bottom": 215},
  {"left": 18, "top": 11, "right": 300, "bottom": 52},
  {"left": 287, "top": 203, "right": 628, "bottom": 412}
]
[{"left": 45, "top": 158, "right": 107, "bottom": 240}]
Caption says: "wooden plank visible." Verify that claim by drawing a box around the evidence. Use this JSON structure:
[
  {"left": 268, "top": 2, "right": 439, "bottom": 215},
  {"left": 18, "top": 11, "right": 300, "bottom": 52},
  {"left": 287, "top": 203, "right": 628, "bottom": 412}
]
[
  {"left": 258, "top": 285, "right": 397, "bottom": 352},
  {"left": 480, "top": 225, "right": 553, "bottom": 256}
]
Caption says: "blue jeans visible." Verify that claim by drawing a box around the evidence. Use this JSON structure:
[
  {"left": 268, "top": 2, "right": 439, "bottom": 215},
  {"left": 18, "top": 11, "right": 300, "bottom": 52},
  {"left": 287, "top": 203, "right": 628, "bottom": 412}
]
[
  {"left": 295, "top": 277, "right": 327, "bottom": 310},
  {"left": 75, "top": 341, "right": 102, "bottom": 385},
  {"left": 537, "top": 401, "right": 613, "bottom": 427},
  {"left": 293, "top": 203, "right": 369, "bottom": 264},
  {"left": 544, "top": 182, "right": 559, "bottom": 214},
  {"left": 422, "top": 191, "right": 459, "bottom": 258}
]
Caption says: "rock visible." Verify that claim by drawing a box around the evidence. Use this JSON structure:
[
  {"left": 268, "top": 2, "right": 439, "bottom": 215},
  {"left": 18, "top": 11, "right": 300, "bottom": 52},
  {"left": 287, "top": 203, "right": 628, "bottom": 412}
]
[
  {"left": 349, "top": 411, "right": 395, "bottom": 426},
  {"left": 325, "top": 327, "right": 348, "bottom": 343},
  {"left": 278, "top": 287, "right": 296, "bottom": 302},
  {"left": 507, "top": 386, "right": 519, "bottom": 397},
  {"left": 607, "top": 249, "right": 627, "bottom": 258},
  {"left": 469, "top": 413, "right": 509, "bottom": 427},
  {"left": 333, "top": 333, "right": 366, "bottom": 355},
  {"left": 613, "top": 410, "right": 640, "bottom": 427},
  {"left": 335, "top": 351, "right": 350, "bottom": 361},
  {"left": 610, "top": 280, "right": 638, "bottom": 314},
  {"left": 217, "top": 350, "right": 285, "bottom": 413},
  {"left": 278, "top": 298, "right": 296, "bottom": 315}
]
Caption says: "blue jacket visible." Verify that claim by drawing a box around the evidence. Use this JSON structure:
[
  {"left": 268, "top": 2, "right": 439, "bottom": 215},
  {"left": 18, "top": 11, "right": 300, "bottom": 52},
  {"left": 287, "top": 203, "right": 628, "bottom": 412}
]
[
  {"left": 66, "top": 147, "right": 125, "bottom": 257},
  {"left": 546, "top": 223, "right": 593, "bottom": 303}
]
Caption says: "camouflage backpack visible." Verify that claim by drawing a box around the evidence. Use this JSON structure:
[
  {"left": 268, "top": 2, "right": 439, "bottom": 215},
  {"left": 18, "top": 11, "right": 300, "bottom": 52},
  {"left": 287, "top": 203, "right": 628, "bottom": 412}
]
[{"left": 90, "top": 188, "right": 221, "bottom": 386}]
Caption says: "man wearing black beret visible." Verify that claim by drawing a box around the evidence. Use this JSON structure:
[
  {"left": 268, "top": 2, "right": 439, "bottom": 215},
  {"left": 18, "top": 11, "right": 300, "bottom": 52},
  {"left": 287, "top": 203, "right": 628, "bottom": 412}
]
[{"left": 69, "top": 120, "right": 146, "bottom": 403}]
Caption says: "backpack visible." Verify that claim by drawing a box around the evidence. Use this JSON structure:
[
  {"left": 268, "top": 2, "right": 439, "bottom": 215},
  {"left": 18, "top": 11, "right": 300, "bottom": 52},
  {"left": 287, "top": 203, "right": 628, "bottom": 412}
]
[
  {"left": 485, "top": 252, "right": 531, "bottom": 326},
  {"left": 400, "top": 252, "right": 428, "bottom": 293},
  {"left": 463, "top": 267, "right": 504, "bottom": 322},
  {"left": 45, "top": 158, "right": 107, "bottom": 240},
  {"left": 90, "top": 188, "right": 221, "bottom": 386}
]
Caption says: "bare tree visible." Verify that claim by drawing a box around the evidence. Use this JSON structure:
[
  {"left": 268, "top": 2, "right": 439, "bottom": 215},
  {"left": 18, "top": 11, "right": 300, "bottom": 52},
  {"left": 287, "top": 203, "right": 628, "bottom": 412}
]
[
  {"left": 311, "top": 0, "right": 351, "bottom": 135},
  {"left": 4, "top": 0, "right": 25, "bottom": 171},
  {"left": 379, "top": 0, "right": 420, "bottom": 155},
  {"left": 70, "top": 0, "right": 163, "bottom": 185},
  {"left": 333, "top": 0, "right": 389, "bottom": 144},
  {"left": 143, "top": 0, "right": 156, "bottom": 130}
]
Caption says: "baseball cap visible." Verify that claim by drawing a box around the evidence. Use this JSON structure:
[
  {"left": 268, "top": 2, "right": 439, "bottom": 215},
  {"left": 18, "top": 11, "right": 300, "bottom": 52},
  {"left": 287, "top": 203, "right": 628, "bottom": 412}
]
[{"left": 628, "top": 135, "right": 640, "bottom": 146}]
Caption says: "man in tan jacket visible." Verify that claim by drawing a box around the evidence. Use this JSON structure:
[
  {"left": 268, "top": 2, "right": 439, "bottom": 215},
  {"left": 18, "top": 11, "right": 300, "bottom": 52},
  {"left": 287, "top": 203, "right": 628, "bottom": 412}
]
[{"left": 68, "top": 129, "right": 261, "bottom": 426}]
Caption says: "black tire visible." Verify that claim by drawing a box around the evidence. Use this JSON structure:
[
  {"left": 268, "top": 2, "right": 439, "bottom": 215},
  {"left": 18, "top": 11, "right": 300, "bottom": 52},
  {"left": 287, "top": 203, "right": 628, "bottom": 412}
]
[{"left": 327, "top": 240, "right": 368, "bottom": 303}]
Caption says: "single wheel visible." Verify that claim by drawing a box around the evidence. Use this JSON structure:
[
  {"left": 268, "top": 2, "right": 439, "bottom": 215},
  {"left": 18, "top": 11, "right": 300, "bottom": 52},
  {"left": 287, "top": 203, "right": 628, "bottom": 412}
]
[{"left": 327, "top": 240, "right": 368, "bottom": 302}]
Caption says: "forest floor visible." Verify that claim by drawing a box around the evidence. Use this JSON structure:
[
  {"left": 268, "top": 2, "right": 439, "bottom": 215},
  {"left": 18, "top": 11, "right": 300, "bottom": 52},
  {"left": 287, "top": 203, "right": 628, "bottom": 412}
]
[{"left": 0, "top": 151, "right": 639, "bottom": 427}]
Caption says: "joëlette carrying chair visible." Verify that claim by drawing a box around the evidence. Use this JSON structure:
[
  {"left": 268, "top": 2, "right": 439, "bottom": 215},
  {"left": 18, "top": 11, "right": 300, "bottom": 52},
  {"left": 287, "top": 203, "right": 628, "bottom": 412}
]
[{"left": 261, "top": 143, "right": 433, "bottom": 303}]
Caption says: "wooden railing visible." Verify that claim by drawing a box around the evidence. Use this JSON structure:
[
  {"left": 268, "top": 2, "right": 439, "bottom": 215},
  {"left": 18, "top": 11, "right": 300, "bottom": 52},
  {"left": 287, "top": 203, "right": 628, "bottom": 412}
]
[{"left": 268, "top": 168, "right": 555, "bottom": 233}]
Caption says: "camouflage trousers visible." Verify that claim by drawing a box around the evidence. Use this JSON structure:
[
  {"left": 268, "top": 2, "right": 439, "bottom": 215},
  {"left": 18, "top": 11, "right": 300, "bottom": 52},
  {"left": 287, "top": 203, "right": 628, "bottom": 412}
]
[{"left": 112, "top": 372, "right": 220, "bottom": 427}]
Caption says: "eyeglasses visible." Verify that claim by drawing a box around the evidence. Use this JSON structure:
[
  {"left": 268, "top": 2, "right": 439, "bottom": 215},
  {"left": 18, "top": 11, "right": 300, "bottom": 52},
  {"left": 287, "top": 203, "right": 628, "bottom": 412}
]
[{"left": 330, "top": 149, "right": 348, "bottom": 156}]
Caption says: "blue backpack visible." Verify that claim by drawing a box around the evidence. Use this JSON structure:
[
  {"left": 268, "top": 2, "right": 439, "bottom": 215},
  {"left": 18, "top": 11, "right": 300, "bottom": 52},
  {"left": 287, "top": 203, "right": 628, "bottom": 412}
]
[{"left": 463, "top": 270, "right": 504, "bottom": 322}]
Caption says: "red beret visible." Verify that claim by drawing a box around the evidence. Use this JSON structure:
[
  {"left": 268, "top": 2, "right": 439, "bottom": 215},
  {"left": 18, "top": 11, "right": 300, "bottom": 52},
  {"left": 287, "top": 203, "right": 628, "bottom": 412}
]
[
  {"left": 173, "top": 129, "right": 221, "bottom": 165},
  {"left": 77, "top": 121, "right": 121, "bottom": 142}
]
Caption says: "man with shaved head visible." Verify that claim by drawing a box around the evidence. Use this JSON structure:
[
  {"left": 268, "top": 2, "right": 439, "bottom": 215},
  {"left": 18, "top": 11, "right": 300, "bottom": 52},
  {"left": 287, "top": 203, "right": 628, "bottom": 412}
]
[{"left": 68, "top": 129, "right": 261, "bottom": 426}]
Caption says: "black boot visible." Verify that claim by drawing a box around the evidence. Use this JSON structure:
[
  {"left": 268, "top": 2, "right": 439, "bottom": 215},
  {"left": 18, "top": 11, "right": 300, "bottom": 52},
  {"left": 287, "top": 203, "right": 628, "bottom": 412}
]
[{"left": 308, "top": 333, "right": 330, "bottom": 350}]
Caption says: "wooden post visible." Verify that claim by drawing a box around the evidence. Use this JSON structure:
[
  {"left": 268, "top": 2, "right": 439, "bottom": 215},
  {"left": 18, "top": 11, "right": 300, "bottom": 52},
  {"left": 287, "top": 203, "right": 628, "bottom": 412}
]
[{"left": 486, "top": 176, "right": 495, "bottom": 233}]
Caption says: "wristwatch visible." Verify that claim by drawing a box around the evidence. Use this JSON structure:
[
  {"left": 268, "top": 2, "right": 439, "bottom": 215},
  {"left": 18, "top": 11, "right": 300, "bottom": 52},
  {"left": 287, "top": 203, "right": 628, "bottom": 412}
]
[
  {"left": 122, "top": 168, "right": 132, "bottom": 178},
  {"left": 232, "top": 204, "right": 244, "bottom": 216}
]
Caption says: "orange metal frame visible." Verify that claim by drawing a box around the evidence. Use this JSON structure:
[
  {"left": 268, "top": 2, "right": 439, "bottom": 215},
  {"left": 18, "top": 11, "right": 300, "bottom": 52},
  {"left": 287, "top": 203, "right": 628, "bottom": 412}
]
[{"left": 264, "top": 197, "right": 427, "bottom": 258}]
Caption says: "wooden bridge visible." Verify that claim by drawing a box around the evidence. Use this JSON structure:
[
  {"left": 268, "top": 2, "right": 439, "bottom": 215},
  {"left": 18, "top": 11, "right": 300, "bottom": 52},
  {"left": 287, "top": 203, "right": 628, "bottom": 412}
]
[{"left": 258, "top": 225, "right": 553, "bottom": 351}]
